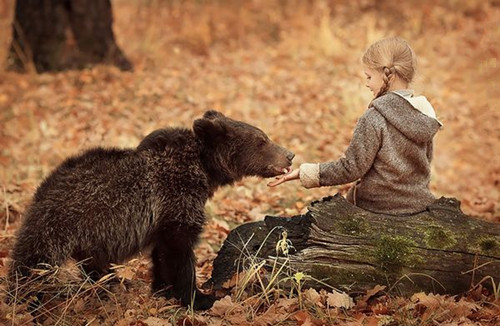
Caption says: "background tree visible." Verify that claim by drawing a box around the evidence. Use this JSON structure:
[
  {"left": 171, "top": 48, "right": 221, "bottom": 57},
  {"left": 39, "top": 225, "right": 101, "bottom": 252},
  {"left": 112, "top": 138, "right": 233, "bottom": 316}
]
[{"left": 7, "top": 0, "right": 132, "bottom": 72}]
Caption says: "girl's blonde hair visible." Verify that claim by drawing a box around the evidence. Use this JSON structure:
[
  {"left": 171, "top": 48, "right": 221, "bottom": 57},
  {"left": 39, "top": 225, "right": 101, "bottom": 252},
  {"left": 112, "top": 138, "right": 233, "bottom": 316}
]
[{"left": 362, "top": 37, "right": 417, "bottom": 99}]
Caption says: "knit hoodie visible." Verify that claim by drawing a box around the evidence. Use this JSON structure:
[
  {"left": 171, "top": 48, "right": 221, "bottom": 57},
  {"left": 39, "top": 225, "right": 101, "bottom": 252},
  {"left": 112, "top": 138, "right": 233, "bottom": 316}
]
[{"left": 299, "top": 90, "right": 442, "bottom": 215}]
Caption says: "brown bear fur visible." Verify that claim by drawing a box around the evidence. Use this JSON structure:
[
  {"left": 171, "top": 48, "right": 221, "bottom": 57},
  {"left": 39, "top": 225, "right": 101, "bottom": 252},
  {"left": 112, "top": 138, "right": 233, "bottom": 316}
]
[{"left": 9, "top": 110, "right": 294, "bottom": 310}]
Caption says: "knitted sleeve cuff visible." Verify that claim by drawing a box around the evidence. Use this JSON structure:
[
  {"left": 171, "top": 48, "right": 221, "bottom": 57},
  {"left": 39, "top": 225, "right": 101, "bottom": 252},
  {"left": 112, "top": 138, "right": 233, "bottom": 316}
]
[{"left": 299, "top": 163, "right": 320, "bottom": 189}]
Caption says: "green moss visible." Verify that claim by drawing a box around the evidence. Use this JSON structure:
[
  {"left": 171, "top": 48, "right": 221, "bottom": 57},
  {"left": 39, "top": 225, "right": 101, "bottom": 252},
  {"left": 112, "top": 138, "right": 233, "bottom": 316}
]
[
  {"left": 336, "top": 215, "right": 367, "bottom": 236},
  {"left": 422, "top": 223, "right": 457, "bottom": 250},
  {"left": 478, "top": 237, "right": 500, "bottom": 254},
  {"left": 311, "top": 264, "right": 379, "bottom": 289},
  {"left": 374, "top": 235, "right": 418, "bottom": 271}
]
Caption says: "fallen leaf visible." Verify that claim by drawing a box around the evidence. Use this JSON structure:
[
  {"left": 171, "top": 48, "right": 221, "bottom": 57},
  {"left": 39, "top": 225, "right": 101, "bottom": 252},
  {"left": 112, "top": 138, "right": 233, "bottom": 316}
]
[
  {"left": 253, "top": 304, "right": 283, "bottom": 326},
  {"left": 222, "top": 270, "right": 248, "bottom": 289},
  {"left": 303, "top": 288, "right": 323, "bottom": 307},
  {"left": 327, "top": 291, "right": 354, "bottom": 309},
  {"left": 294, "top": 311, "right": 313, "bottom": 326},
  {"left": 356, "top": 284, "right": 387, "bottom": 309},
  {"left": 210, "top": 296, "right": 231, "bottom": 316},
  {"left": 73, "top": 298, "right": 85, "bottom": 313},
  {"left": 276, "top": 297, "right": 298, "bottom": 312},
  {"left": 143, "top": 316, "right": 172, "bottom": 326}
]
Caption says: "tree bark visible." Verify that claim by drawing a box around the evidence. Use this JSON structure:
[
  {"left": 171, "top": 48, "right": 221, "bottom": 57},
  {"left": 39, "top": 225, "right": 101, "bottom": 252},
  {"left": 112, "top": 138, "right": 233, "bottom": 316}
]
[
  {"left": 7, "top": 0, "right": 132, "bottom": 73},
  {"left": 206, "top": 194, "right": 500, "bottom": 296}
]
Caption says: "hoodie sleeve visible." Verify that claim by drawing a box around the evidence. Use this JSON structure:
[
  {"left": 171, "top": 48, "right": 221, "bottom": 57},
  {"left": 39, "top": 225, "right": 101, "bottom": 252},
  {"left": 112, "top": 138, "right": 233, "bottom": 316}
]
[{"left": 299, "top": 109, "right": 381, "bottom": 188}]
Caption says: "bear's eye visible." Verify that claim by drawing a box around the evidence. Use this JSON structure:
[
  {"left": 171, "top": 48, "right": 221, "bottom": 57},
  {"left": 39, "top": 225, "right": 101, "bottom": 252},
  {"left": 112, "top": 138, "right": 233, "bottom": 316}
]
[{"left": 257, "top": 138, "right": 268, "bottom": 148}]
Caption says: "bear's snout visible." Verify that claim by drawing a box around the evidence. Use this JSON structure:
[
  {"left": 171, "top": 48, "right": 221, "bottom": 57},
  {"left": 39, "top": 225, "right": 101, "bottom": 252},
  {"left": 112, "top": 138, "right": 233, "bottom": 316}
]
[{"left": 260, "top": 146, "right": 294, "bottom": 177}]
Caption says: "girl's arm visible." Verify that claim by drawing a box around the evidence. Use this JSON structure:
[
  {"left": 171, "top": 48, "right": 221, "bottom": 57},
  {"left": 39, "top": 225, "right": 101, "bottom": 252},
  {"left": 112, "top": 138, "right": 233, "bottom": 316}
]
[
  {"left": 269, "top": 109, "right": 381, "bottom": 188},
  {"left": 312, "top": 109, "right": 381, "bottom": 187}
]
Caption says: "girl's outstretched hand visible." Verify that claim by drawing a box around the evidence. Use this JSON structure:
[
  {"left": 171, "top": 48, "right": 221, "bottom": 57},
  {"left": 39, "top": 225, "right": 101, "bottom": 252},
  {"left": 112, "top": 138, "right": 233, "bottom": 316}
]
[{"left": 267, "top": 168, "right": 300, "bottom": 187}]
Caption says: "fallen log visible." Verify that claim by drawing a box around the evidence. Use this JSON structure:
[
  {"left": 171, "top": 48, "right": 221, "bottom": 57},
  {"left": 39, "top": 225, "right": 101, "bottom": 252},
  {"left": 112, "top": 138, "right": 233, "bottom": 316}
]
[{"left": 206, "top": 194, "right": 500, "bottom": 295}]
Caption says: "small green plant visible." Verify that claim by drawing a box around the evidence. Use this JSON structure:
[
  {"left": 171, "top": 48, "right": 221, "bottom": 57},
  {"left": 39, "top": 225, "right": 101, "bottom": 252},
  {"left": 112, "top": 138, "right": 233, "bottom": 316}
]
[
  {"left": 293, "top": 271, "right": 306, "bottom": 310},
  {"left": 230, "top": 227, "right": 339, "bottom": 320},
  {"left": 186, "top": 290, "right": 196, "bottom": 321}
]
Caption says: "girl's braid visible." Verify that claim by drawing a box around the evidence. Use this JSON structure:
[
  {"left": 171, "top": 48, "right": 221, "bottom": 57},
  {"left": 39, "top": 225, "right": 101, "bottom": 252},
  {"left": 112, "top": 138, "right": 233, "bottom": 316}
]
[{"left": 375, "top": 66, "right": 396, "bottom": 99}]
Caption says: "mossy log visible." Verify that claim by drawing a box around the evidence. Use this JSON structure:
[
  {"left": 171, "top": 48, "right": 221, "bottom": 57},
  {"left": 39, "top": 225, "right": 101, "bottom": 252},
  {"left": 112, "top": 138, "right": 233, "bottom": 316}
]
[{"left": 206, "top": 194, "right": 500, "bottom": 295}]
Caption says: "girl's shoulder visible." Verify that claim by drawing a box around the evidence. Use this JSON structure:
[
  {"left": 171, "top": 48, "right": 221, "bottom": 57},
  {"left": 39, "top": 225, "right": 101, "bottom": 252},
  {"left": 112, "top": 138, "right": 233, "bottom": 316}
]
[{"left": 361, "top": 107, "right": 386, "bottom": 126}]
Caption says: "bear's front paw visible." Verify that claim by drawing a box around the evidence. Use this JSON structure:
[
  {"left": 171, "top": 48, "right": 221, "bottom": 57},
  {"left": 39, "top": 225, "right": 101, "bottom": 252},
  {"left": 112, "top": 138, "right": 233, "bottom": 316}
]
[{"left": 191, "top": 292, "right": 216, "bottom": 310}]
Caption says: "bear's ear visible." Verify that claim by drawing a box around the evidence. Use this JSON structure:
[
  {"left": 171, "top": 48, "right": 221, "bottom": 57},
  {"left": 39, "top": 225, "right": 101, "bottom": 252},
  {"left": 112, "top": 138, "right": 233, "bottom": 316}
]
[
  {"left": 203, "top": 110, "right": 225, "bottom": 120},
  {"left": 193, "top": 118, "right": 227, "bottom": 141}
]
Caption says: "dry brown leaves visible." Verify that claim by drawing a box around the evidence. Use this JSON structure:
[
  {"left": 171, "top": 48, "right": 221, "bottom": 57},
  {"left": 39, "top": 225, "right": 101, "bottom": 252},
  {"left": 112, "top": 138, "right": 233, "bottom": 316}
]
[{"left": 0, "top": 0, "right": 499, "bottom": 325}]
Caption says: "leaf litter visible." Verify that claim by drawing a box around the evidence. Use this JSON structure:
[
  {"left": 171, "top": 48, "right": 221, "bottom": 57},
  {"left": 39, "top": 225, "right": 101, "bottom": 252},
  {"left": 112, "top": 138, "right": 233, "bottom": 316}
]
[{"left": 0, "top": 0, "right": 499, "bottom": 325}]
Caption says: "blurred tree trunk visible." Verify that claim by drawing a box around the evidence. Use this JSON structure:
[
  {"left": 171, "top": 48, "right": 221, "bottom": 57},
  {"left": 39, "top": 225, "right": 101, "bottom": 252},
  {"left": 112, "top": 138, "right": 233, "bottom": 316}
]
[
  {"left": 207, "top": 195, "right": 500, "bottom": 296},
  {"left": 7, "top": 0, "right": 132, "bottom": 73}
]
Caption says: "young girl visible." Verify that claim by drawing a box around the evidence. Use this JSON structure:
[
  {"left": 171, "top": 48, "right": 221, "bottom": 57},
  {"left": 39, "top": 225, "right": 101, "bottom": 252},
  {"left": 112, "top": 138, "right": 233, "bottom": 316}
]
[{"left": 269, "top": 37, "right": 442, "bottom": 215}]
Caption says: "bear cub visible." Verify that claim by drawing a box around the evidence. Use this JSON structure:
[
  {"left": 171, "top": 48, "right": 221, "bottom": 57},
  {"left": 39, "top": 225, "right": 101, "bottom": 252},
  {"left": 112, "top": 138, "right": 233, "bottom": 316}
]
[{"left": 9, "top": 110, "right": 294, "bottom": 310}]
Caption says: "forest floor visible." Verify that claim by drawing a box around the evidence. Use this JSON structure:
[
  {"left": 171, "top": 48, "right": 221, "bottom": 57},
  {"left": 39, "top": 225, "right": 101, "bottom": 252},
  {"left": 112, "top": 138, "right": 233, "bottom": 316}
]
[{"left": 0, "top": 0, "right": 499, "bottom": 325}]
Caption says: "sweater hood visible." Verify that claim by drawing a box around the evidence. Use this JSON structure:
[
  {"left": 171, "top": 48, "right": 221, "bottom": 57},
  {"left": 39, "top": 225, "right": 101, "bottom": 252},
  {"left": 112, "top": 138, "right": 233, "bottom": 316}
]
[{"left": 370, "top": 90, "right": 441, "bottom": 143}]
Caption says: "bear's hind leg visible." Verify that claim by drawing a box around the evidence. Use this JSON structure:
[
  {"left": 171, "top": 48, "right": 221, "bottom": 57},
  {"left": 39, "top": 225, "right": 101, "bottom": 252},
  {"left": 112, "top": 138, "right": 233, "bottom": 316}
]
[
  {"left": 73, "top": 251, "right": 112, "bottom": 283},
  {"left": 8, "top": 237, "right": 71, "bottom": 304}
]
